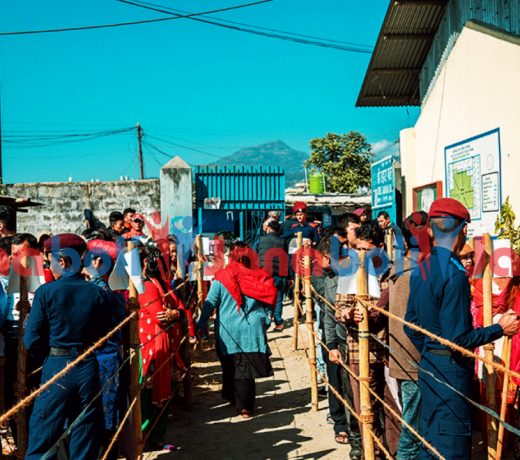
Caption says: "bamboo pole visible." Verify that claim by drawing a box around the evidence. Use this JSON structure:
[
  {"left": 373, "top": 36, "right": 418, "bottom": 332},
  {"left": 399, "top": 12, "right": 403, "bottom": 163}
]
[
  {"left": 303, "top": 243, "right": 318, "bottom": 411},
  {"left": 483, "top": 232, "right": 497, "bottom": 459},
  {"left": 195, "top": 235, "right": 204, "bottom": 318},
  {"left": 15, "top": 255, "right": 30, "bottom": 459},
  {"left": 496, "top": 336, "right": 512, "bottom": 459},
  {"left": 127, "top": 243, "right": 143, "bottom": 459},
  {"left": 357, "top": 250, "right": 375, "bottom": 460},
  {"left": 385, "top": 227, "right": 394, "bottom": 262},
  {"left": 292, "top": 232, "right": 303, "bottom": 351}
]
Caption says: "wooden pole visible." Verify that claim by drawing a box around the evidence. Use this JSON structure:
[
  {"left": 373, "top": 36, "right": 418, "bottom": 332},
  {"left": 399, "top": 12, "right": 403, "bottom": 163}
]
[
  {"left": 15, "top": 255, "right": 30, "bottom": 459},
  {"left": 195, "top": 235, "right": 204, "bottom": 318},
  {"left": 127, "top": 243, "right": 143, "bottom": 459},
  {"left": 385, "top": 227, "right": 394, "bottom": 262},
  {"left": 496, "top": 336, "right": 512, "bottom": 459},
  {"left": 292, "top": 232, "right": 303, "bottom": 351},
  {"left": 357, "top": 250, "right": 375, "bottom": 460},
  {"left": 483, "top": 232, "right": 497, "bottom": 459},
  {"left": 303, "top": 243, "right": 318, "bottom": 411}
]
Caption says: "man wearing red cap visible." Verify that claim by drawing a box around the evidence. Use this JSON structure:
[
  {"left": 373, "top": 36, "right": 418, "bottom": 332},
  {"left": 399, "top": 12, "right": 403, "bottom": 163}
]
[
  {"left": 124, "top": 212, "right": 149, "bottom": 244},
  {"left": 280, "top": 201, "right": 319, "bottom": 244},
  {"left": 405, "top": 198, "right": 519, "bottom": 459},
  {"left": 24, "top": 234, "right": 114, "bottom": 460}
]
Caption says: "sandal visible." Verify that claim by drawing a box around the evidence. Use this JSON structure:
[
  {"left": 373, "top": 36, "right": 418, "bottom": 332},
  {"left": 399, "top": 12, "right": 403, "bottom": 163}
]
[
  {"left": 239, "top": 409, "right": 252, "bottom": 419},
  {"left": 334, "top": 432, "right": 349, "bottom": 445},
  {"left": 1, "top": 427, "right": 17, "bottom": 456}
]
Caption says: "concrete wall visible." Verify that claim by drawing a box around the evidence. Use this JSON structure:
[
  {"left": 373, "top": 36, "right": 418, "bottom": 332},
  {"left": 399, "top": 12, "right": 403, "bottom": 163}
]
[
  {"left": 400, "top": 22, "right": 520, "bottom": 234},
  {"left": 2, "top": 179, "right": 160, "bottom": 236}
]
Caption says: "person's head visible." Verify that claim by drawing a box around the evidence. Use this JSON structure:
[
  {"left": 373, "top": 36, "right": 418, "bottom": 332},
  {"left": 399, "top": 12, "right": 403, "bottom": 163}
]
[
  {"left": 427, "top": 198, "right": 471, "bottom": 254},
  {"left": 339, "top": 213, "right": 361, "bottom": 247},
  {"left": 459, "top": 244, "right": 475, "bottom": 270},
  {"left": 292, "top": 202, "right": 307, "bottom": 224},
  {"left": 0, "top": 206, "right": 16, "bottom": 237},
  {"left": 44, "top": 234, "right": 87, "bottom": 278},
  {"left": 131, "top": 213, "right": 145, "bottom": 232},
  {"left": 377, "top": 211, "right": 391, "bottom": 230},
  {"left": 0, "top": 237, "right": 12, "bottom": 276},
  {"left": 401, "top": 211, "right": 428, "bottom": 253},
  {"left": 11, "top": 233, "right": 38, "bottom": 259},
  {"left": 229, "top": 241, "right": 258, "bottom": 269},
  {"left": 141, "top": 243, "right": 168, "bottom": 281},
  {"left": 109, "top": 211, "right": 125, "bottom": 234},
  {"left": 266, "top": 220, "right": 280, "bottom": 234},
  {"left": 355, "top": 221, "right": 385, "bottom": 251},
  {"left": 316, "top": 236, "right": 332, "bottom": 270},
  {"left": 353, "top": 208, "right": 369, "bottom": 222},
  {"left": 168, "top": 235, "right": 178, "bottom": 265},
  {"left": 123, "top": 207, "right": 136, "bottom": 229},
  {"left": 332, "top": 226, "right": 348, "bottom": 244}
]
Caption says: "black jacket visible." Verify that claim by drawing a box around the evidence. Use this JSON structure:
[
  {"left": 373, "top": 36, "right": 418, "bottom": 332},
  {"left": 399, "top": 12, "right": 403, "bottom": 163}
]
[{"left": 257, "top": 233, "right": 287, "bottom": 277}]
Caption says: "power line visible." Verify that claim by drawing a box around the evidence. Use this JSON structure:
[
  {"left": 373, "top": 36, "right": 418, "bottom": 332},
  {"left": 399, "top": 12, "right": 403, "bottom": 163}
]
[
  {"left": 118, "top": 0, "right": 373, "bottom": 53},
  {"left": 145, "top": 134, "right": 224, "bottom": 159},
  {"left": 0, "top": 0, "right": 272, "bottom": 36},
  {"left": 131, "top": 0, "right": 373, "bottom": 49}
]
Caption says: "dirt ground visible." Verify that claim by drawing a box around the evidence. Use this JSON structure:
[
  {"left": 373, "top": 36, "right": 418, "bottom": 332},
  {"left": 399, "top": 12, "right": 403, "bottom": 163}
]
[{"left": 144, "top": 301, "right": 348, "bottom": 460}]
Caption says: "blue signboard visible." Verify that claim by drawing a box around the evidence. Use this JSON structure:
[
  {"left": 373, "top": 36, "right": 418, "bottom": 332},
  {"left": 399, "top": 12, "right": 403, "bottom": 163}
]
[{"left": 371, "top": 155, "right": 396, "bottom": 222}]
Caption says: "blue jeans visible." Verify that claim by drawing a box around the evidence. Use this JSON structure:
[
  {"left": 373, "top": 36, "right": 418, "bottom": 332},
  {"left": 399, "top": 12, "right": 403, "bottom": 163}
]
[
  {"left": 273, "top": 275, "right": 285, "bottom": 325},
  {"left": 397, "top": 379, "right": 421, "bottom": 460}
]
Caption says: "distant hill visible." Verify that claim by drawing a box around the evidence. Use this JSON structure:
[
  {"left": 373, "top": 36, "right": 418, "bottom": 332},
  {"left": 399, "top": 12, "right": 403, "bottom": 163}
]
[{"left": 215, "top": 140, "right": 308, "bottom": 186}]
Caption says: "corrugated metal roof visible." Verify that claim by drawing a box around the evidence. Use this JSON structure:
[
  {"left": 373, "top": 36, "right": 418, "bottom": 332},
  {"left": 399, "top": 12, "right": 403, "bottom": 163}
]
[{"left": 356, "top": 0, "right": 448, "bottom": 107}]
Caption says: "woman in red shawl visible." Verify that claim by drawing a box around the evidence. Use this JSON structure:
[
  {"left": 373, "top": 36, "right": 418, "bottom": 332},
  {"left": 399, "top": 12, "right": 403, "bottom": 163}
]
[
  {"left": 138, "top": 245, "right": 185, "bottom": 450},
  {"left": 197, "top": 242, "right": 277, "bottom": 418}
]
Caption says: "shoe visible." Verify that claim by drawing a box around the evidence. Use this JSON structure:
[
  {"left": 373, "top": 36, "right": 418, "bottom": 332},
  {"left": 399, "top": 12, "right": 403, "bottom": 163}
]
[
  {"left": 318, "top": 385, "right": 327, "bottom": 396},
  {"left": 239, "top": 409, "right": 252, "bottom": 419},
  {"left": 349, "top": 444, "right": 362, "bottom": 460},
  {"left": 273, "top": 324, "right": 284, "bottom": 332}
]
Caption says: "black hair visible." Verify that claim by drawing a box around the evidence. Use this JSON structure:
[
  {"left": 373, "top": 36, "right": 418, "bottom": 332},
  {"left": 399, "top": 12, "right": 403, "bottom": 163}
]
[
  {"left": 377, "top": 211, "right": 390, "bottom": 220},
  {"left": 316, "top": 236, "right": 331, "bottom": 256},
  {"left": 401, "top": 212, "right": 428, "bottom": 249},
  {"left": 38, "top": 234, "right": 51, "bottom": 252},
  {"left": 338, "top": 213, "right": 360, "bottom": 228},
  {"left": 82, "top": 228, "right": 113, "bottom": 241},
  {"left": 0, "top": 236, "right": 13, "bottom": 255},
  {"left": 332, "top": 226, "right": 347, "bottom": 239},
  {"left": 355, "top": 221, "right": 385, "bottom": 247},
  {"left": 229, "top": 241, "right": 254, "bottom": 268},
  {"left": 123, "top": 207, "right": 136, "bottom": 216},
  {"left": 0, "top": 206, "right": 16, "bottom": 232},
  {"left": 109, "top": 211, "right": 124, "bottom": 225},
  {"left": 12, "top": 233, "right": 38, "bottom": 249},
  {"left": 267, "top": 220, "right": 280, "bottom": 233},
  {"left": 167, "top": 234, "right": 178, "bottom": 244}
]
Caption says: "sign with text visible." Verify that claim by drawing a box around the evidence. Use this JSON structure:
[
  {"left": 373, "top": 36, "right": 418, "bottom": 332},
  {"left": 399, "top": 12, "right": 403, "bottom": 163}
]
[
  {"left": 445, "top": 128, "right": 502, "bottom": 236},
  {"left": 371, "top": 155, "right": 396, "bottom": 223}
]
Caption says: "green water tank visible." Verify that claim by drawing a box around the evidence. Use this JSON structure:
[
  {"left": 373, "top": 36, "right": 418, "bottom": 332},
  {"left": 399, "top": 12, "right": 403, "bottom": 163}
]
[{"left": 309, "top": 173, "right": 325, "bottom": 194}]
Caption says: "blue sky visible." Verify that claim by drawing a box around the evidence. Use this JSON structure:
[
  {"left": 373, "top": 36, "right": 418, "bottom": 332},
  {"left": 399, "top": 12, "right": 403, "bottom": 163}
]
[{"left": 0, "top": 0, "right": 418, "bottom": 183}]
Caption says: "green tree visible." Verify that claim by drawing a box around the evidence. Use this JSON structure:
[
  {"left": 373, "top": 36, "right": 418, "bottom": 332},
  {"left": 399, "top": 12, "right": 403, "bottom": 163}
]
[
  {"left": 305, "top": 131, "right": 373, "bottom": 193},
  {"left": 495, "top": 196, "right": 520, "bottom": 253}
]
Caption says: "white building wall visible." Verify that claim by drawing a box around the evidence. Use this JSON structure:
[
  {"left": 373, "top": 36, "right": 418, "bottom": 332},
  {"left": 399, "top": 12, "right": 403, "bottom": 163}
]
[{"left": 401, "top": 23, "right": 520, "bottom": 233}]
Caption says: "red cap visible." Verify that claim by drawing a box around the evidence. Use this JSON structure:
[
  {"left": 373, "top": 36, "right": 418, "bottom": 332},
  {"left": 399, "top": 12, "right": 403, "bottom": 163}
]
[
  {"left": 132, "top": 213, "right": 145, "bottom": 222},
  {"left": 428, "top": 198, "right": 471, "bottom": 223},
  {"left": 44, "top": 233, "right": 87, "bottom": 255},
  {"left": 292, "top": 201, "right": 307, "bottom": 213},
  {"left": 353, "top": 208, "right": 366, "bottom": 217}
]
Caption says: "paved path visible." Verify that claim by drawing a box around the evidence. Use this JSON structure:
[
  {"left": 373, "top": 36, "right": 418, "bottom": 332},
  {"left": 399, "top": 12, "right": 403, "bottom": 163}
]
[{"left": 145, "top": 301, "right": 348, "bottom": 460}]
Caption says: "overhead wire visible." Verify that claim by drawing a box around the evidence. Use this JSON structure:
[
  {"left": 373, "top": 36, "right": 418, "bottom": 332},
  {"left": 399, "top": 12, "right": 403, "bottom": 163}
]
[
  {"left": 145, "top": 134, "right": 224, "bottom": 159},
  {"left": 118, "top": 0, "right": 374, "bottom": 53},
  {"left": 126, "top": 0, "right": 373, "bottom": 49},
  {"left": 0, "top": 0, "right": 272, "bottom": 36}
]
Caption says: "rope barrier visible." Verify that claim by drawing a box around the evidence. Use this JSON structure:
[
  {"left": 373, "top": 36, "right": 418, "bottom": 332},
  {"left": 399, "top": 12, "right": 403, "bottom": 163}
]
[
  {"left": 310, "top": 286, "right": 520, "bottom": 452},
  {"left": 0, "top": 311, "right": 136, "bottom": 427},
  {"left": 292, "top": 296, "right": 393, "bottom": 459},
  {"left": 100, "top": 397, "right": 138, "bottom": 460}
]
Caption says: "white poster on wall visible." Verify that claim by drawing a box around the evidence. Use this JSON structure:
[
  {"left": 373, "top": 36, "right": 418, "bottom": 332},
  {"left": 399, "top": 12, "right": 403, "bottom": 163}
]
[{"left": 444, "top": 128, "right": 502, "bottom": 237}]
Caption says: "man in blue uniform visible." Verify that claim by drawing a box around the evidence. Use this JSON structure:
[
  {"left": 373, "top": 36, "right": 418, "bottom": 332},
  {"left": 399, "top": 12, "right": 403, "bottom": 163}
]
[
  {"left": 280, "top": 201, "right": 319, "bottom": 244},
  {"left": 405, "top": 198, "right": 519, "bottom": 459},
  {"left": 24, "top": 234, "right": 114, "bottom": 460}
]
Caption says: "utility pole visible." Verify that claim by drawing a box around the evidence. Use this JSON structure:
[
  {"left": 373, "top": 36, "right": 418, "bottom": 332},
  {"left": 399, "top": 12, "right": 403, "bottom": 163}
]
[
  {"left": 137, "top": 122, "right": 144, "bottom": 179},
  {"left": 0, "top": 80, "right": 3, "bottom": 185}
]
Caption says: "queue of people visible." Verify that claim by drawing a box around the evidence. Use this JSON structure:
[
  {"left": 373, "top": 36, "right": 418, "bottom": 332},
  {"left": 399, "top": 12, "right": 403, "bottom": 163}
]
[{"left": 1, "top": 196, "right": 519, "bottom": 460}]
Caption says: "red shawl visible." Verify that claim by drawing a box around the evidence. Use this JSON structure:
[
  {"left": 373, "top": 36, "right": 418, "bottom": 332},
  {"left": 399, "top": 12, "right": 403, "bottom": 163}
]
[{"left": 214, "top": 261, "right": 277, "bottom": 309}]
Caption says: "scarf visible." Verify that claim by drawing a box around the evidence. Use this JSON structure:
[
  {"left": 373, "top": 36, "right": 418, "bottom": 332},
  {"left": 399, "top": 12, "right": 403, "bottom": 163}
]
[{"left": 214, "top": 261, "right": 277, "bottom": 310}]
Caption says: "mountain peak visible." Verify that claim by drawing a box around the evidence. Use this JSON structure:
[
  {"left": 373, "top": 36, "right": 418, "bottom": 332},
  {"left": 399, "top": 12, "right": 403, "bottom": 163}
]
[{"left": 215, "top": 140, "right": 309, "bottom": 186}]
